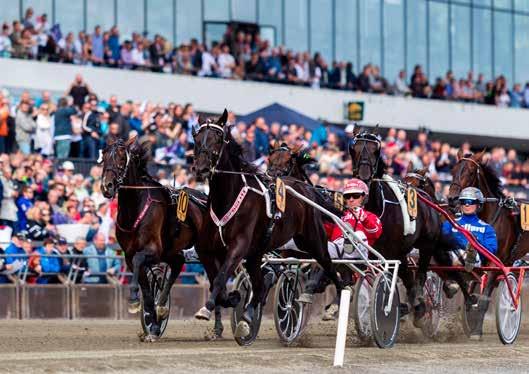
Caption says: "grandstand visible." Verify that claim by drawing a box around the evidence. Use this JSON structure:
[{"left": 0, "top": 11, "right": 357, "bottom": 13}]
[{"left": 0, "top": 0, "right": 528, "bottom": 314}]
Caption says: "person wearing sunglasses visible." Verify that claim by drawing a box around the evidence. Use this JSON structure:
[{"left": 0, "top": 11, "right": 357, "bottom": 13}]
[
  {"left": 321, "top": 178, "right": 383, "bottom": 321},
  {"left": 441, "top": 187, "right": 497, "bottom": 272}
]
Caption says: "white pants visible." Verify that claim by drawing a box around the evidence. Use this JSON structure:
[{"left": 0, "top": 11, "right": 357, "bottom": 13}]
[
  {"left": 327, "top": 232, "right": 369, "bottom": 260},
  {"left": 449, "top": 248, "right": 482, "bottom": 267}
]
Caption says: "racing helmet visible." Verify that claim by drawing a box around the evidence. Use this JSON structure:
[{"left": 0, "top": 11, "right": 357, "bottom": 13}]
[
  {"left": 458, "top": 187, "right": 484, "bottom": 209},
  {"left": 343, "top": 178, "right": 369, "bottom": 196}
]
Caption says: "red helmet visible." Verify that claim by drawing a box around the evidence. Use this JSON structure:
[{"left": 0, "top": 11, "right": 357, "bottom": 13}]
[{"left": 343, "top": 178, "right": 369, "bottom": 196}]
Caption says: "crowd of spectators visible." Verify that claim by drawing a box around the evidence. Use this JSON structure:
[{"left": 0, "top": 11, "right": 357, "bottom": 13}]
[{"left": 1, "top": 7, "right": 529, "bottom": 109}]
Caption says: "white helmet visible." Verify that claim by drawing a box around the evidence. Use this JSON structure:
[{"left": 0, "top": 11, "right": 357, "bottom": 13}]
[{"left": 458, "top": 187, "right": 484, "bottom": 204}]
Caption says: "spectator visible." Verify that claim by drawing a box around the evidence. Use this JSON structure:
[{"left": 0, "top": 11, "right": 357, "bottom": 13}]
[
  {"left": 34, "top": 237, "right": 61, "bottom": 284},
  {"left": 25, "top": 206, "right": 49, "bottom": 240},
  {"left": 54, "top": 96, "right": 77, "bottom": 158},
  {"left": 16, "top": 185, "right": 34, "bottom": 232},
  {"left": 34, "top": 103, "right": 53, "bottom": 156},
  {"left": 67, "top": 74, "right": 92, "bottom": 109},
  {"left": 510, "top": 84, "right": 523, "bottom": 108},
  {"left": 218, "top": 44, "right": 236, "bottom": 78},
  {"left": 91, "top": 25, "right": 104, "bottom": 65},
  {"left": 0, "top": 166, "right": 18, "bottom": 230},
  {"left": 15, "top": 101, "right": 37, "bottom": 154},
  {"left": 69, "top": 236, "right": 87, "bottom": 283},
  {"left": 394, "top": 70, "right": 411, "bottom": 96},
  {"left": 0, "top": 23, "right": 12, "bottom": 57},
  {"left": 4, "top": 232, "right": 29, "bottom": 274},
  {"left": 80, "top": 100, "right": 101, "bottom": 159},
  {"left": 83, "top": 232, "right": 120, "bottom": 284}
]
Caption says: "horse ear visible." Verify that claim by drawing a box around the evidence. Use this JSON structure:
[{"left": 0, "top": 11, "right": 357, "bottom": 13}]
[
  {"left": 406, "top": 162, "right": 414, "bottom": 174},
  {"left": 473, "top": 148, "right": 486, "bottom": 163},
  {"left": 218, "top": 108, "right": 229, "bottom": 126},
  {"left": 374, "top": 124, "right": 380, "bottom": 135},
  {"left": 292, "top": 144, "right": 303, "bottom": 154},
  {"left": 353, "top": 124, "right": 363, "bottom": 136},
  {"left": 125, "top": 135, "right": 137, "bottom": 148},
  {"left": 270, "top": 140, "right": 279, "bottom": 151},
  {"left": 457, "top": 147, "right": 464, "bottom": 161},
  {"left": 418, "top": 167, "right": 428, "bottom": 176}
]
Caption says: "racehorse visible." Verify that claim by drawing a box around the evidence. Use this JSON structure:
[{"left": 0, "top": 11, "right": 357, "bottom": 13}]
[
  {"left": 447, "top": 149, "right": 529, "bottom": 265},
  {"left": 349, "top": 130, "right": 471, "bottom": 324},
  {"left": 192, "top": 110, "right": 344, "bottom": 333},
  {"left": 267, "top": 142, "right": 315, "bottom": 182},
  {"left": 101, "top": 136, "right": 225, "bottom": 341},
  {"left": 404, "top": 167, "right": 437, "bottom": 201}
]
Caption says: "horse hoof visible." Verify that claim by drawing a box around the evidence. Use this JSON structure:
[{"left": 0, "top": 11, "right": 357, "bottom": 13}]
[
  {"left": 128, "top": 301, "right": 141, "bottom": 314},
  {"left": 143, "top": 334, "right": 160, "bottom": 343},
  {"left": 204, "top": 327, "right": 222, "bottom": 341},
  {"left": 297, "top": 293, "right": 314, "bottom": 304},
  {"left": 469, "top": 334, "right": 483, "bottom": 342},
  {"left": 156, "top": 305, "right": 170, "bottom": 320},
  {"left": 194, "top": 306, "right": 212, "bottom": 321},
  {"left": 137, "top": 331, "right": 146, "bottom": 341},
  {"left": 413, "top": 315, "right": 426, "bottom": 329},
  {"left": 234, "top": 321, "right": 250, "bottom": 338}
]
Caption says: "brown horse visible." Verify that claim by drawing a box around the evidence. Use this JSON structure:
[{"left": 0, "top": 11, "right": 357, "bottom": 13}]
[
  {"left": 404, "top": 167, "right": 437, "bottom": 201},
  {"left": 349, "top": 131, "right": 473, "bottom": 324},
  {"left": 101, "top": 137, "right": 225, "bottom": 341},
  {"left": 192, "top": 110, "right": 344, "bottom": 336},
  {"left": 447, "top": 149, "right": 528, "bottom": 265}
]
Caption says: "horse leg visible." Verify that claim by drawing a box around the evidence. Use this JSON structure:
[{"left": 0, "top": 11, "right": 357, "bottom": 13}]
[
  {"left": 139, "top": 268, "right": 161, "bottom": 342},
  {"left": 213, "top": 305, "right": 224, "bottom": 338},
  {"left": 296, "top": 232, "right": 344, "bottom": 303},
  {"left": 197, "top": 240, "right": 248, "bottom": 320},
  {"left": 398, "top": 256, "right": 416, "bottom": 318},
  {"left": 433, "top": 248, "right": 474, "bottom": 305},
  {"left": 128, "top": 250, "right": 151, "bottom": 314},
  {"left": 156, "top": 253, "right": 185, "bottom": 321},
  {"left": 413, "top": 247, "right": 432, "bottom": 327},
  {"left": 243, "top": 254, "right": 265, "bottom": 319}
]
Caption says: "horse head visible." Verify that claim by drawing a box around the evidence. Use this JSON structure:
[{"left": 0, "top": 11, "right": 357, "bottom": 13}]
[
  {"left": 349, "top": 130, "right": 382, "bottom": 183},
  {"left": 404, "top": 166, "right": 436, "bottom": 200},
  {"left": 101, "top": 135, "right": 137, "bottom": 199},
  {"left": 192, "top": 108, "right": 229, "bottom": 179},
  {"left": 447, "top": 148, "right": 486, "bottom": 210}
]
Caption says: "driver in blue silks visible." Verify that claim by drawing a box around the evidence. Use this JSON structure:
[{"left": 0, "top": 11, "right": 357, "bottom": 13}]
[{"left": 442, "top": 187, "right": 498, "bottom": 272}]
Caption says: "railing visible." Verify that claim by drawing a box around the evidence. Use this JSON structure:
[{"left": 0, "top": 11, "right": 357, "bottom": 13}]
[{"left": 0, "top": 254, "right": 209, "bottom": 319}]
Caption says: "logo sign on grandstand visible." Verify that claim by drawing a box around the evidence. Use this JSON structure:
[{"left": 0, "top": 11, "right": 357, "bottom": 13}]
[
  {"left": 177, "top": 190, "right": 189, "bottom": 222},
  {"left": 276, "top": 178, "right": 286, "bottom": 213},
  {"left": 521, "top": 203, "right": 529, "bottom": 231},
  {"left": 407, "top": 187, "right": 418, "bottom": 219},
  {"left": 345, "top": 101, "right": 365, "bottom": 121}
]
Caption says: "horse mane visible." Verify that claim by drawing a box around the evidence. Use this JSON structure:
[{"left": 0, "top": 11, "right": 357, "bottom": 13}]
[
  {"left": 225, "top": 127, "right": 259, "bottom": 173},
  {"left": 481, "top": 161, "right": 505, "bottom": 198}
]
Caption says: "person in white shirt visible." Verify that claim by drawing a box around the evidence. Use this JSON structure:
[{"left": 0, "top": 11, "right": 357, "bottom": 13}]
[
  {"left": 217, "top": 44, "right": 235, "bottom": 78},
  {"left": 131, "top": 43, "right": 148, "bottom": 68},
  {"left": 0, "top": 24, "right": 12, "bottom": 57},
  {"left": 198, "top": 44, "right": 218, "bottom": 77},
  {"left": 35, "top": 104, "right": 54, "bottom": 156},
  {"left": 394, "top": 70, "right": 412, "bottom": 96}
]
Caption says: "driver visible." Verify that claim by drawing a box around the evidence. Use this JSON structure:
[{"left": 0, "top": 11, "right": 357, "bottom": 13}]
[
  {"left": 441, "top": 187, "right": 497, "bottom": 272},
  {"left": 321, "top": 178, "right": 382, "bottom": 320},
  {"left": 327, "top": 178, "right": 383, "bottom": 259}
]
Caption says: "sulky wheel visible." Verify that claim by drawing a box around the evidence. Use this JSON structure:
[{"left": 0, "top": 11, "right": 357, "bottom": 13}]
[
  {"left": 421, "top": 271, "right": 443, "bottom": 339},
  {"left": 273, "top": 268, "right": 311, "bottom": 346},
  {"left": 230, "top": 270, "right": 263, "bottom": 346},
  {"left": 352, "top": 272, "right": 374, "bottom": 344},
  {"left": 461, "top": 281, "right": 482, "bottom": 338},
  {"left": 141, "top": 265, "right": 171, "bottom": 337},
  {"left": 496, "top": 273, "right": 522, "bottom": 345},
  {"left": 370, "top": 272, "right": 400, "bottom": 348}
]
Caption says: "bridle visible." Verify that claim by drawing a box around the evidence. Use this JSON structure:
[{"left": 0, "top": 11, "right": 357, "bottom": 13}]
[
  {"left": 450, "top": 157, "right": 483, "bottom": 196},
  {"left": 101, "top": 142, "right": 132, "bottom": 194},
  {"left": 405, "top": 172, "right": 428, "bottom": 190},
  {"left": 193, "top": 122, "right": 228, "bottom": 177},
  {"left": 268, "top": 146, "right": 295, "bottom": 177},
  {"left": 351, "top": 133, "right": 382, "bottom": 183}
]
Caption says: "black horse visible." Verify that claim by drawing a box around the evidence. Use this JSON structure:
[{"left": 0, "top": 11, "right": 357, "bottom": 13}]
[
  {"left": 349, "top": 131, "right": 471, "bottom": 324},
  {"left": 191, "top": 110, "right": 344, "bottom": 335},
  {"left": 101, "top": 136, "right": 225, "bottom": 341}
]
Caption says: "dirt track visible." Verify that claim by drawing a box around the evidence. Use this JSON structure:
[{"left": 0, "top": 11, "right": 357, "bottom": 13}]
[{"left": 1, "top": 313, "right": 529, "bottom": 374}]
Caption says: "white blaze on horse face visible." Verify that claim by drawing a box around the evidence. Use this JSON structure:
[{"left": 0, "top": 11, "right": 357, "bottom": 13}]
[{"left": 97, "top": 149, "right": 103, "bottom": 164}]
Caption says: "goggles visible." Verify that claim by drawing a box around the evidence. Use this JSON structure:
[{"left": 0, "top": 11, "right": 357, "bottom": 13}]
[
  {"left": 459, "top": 198, "right": 479, "bottom": 206},
  {"left": 344, "top": 192, "right": 365, "bottom": 200}
]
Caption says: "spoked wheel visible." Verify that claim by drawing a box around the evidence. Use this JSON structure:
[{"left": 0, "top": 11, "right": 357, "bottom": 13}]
[
  {"left": 141, "top": 265, "right": 171, "bottom": 337},
  {"left": 273, "top": 268, "right": 310, "bottom": 345},
  {"left": 461, "top": 281, "right": 482, "bottom": 338},
  {"left": 370, "top": 272, "right": 400, "bottom": 348},
  {"left": 496, "top": 273, "right": 522, "bottom": 345},
  {"left": 230, "top": 270, "right": 263, "bottom": 346},
  {"left": 421, "top": 272, "right": 443, "bottom": 339},
  {"left": 352, "top": 272, "right": 374, "bottom": 343}
]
